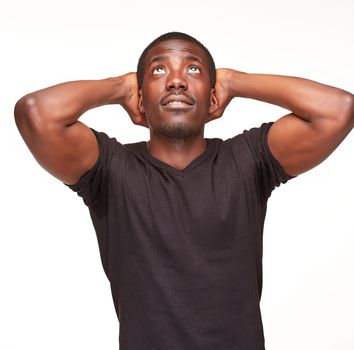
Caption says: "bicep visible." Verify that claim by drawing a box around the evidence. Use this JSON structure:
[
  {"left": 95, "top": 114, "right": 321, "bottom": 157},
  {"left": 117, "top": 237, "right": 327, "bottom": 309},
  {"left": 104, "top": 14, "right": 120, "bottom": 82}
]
[
  {"left": 15, "top": 102, "right": 98, "bottom": 185},
  {"left": 268, "top": 112, "right": 351, "bottom": 177}
]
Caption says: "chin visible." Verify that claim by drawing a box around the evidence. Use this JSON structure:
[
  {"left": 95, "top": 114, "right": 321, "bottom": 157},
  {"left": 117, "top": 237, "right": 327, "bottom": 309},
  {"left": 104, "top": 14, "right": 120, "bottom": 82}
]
[{"left": 155, "top": 121, "right": 202, "bottom": 141}]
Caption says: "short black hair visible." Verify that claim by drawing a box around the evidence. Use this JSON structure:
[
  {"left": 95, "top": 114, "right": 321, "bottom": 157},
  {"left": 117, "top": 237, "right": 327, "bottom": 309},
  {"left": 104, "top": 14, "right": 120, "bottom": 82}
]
[{"left": 137, "top": 31, "right": 216, "bottom": 89}]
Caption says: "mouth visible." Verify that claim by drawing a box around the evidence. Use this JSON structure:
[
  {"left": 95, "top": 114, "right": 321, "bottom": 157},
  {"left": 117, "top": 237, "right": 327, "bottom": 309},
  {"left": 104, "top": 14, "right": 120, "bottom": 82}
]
[
  {"left": 161, "top": 100, "right": 194, "bottom": 110},
  {"left": 161, "top": 93, "right": 195, "bottom": 107}
]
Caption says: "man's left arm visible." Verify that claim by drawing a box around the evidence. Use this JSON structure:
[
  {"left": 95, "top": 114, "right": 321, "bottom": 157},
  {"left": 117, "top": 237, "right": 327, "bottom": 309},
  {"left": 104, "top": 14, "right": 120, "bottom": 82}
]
[{"left": 209, "top": 69, "right": 354, "bottom": 176}]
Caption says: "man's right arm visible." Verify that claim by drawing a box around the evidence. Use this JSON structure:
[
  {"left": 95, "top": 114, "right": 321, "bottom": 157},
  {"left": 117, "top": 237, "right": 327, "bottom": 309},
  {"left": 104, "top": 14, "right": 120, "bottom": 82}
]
[{"left": 14, "top": 73, "right": 146, "bottom": 185}]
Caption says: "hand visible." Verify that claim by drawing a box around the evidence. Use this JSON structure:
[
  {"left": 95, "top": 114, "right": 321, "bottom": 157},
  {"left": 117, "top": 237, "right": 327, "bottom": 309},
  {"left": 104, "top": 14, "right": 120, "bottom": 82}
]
[
  {"left": 120, "top": 72, "right": 148, "bottom": 128},
  {"left": 207, "top": 68, "right": 238, "bottom": 122}
]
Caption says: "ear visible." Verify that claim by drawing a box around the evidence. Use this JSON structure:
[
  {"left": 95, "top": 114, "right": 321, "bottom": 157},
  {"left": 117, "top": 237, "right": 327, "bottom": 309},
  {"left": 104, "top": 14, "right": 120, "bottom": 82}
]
[
  {"left": 138, "top": 88, "right": 145, "bottom": 114},
  {"left": 208, "top": 88, "right": 219, "bottom": 114}
]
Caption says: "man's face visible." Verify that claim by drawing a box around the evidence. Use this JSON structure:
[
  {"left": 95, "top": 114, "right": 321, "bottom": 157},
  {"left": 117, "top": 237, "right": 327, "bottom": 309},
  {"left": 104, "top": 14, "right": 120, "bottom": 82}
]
[{"left": 138, "top": 39, "right": 218, "bottom": 140}]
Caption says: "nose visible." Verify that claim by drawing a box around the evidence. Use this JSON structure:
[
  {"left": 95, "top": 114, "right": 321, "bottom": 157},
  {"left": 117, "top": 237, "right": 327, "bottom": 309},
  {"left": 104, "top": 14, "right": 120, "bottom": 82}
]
[{"left": 166, "top": 71, "right": 187, "bottom": 91}]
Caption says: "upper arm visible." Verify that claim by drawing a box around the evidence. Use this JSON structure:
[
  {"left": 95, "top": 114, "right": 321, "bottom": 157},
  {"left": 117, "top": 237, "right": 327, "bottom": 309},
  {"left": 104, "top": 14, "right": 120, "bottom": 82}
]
[
  {"left": 268, "top": 103, "right": 354, "bottom": 177},
  {"left": 14, "top": 97, "right": 99, "bottom": 185}
]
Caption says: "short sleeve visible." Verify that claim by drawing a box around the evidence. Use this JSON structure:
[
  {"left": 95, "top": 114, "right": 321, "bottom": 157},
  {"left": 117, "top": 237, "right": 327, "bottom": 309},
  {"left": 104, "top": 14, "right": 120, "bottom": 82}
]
[
  {"left": 64, "top": 128, "right": 123, "bottom": 208},
  {"left": 240, "top": 122, "right": 297, "bottom": 198}
]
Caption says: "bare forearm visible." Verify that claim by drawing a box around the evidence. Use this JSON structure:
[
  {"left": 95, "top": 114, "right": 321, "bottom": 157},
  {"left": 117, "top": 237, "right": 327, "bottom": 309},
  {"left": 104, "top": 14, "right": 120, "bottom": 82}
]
[
  {"left": 16, "top": 76, "right": 126, "bottom": 127},
  {"left": 228, "top": 70, "right": 354, "bottom": 124}
]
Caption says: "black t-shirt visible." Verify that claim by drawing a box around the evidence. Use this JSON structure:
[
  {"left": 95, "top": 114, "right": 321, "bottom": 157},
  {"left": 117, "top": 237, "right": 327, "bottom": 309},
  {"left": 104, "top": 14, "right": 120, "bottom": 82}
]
[{"left": 66, "top": 122, "right": 296, "bottom": 350}]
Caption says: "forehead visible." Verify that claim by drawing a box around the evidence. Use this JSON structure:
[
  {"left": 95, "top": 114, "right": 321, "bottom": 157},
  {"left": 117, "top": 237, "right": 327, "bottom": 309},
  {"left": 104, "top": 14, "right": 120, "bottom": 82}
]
[{"left": 144, "top": 39, "right": 208, "bottom": 65}]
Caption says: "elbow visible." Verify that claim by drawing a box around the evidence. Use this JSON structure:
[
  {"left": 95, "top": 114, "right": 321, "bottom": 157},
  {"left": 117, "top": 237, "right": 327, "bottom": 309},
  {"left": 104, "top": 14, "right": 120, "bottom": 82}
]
[
  {"left": 14, "top": 95, "right": 36, "bottom": 121},
  {"left": 338, "top": 92, "right": 354, "bottom": 129},
  {"left": 318, "top": 92, "right": 354, "bottom": 138},
  {"left": 14, "top": 95, "right": 43, "bottom": 132}
]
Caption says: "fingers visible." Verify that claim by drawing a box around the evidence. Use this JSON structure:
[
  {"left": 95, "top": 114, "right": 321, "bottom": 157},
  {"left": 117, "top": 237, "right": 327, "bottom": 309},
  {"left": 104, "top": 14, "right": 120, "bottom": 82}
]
[
  {"left": 131, "top": 113, "right": 149, "bottom": 128},
  {"left": 206, "top": 108, "right": 224, "bottom": 123}
]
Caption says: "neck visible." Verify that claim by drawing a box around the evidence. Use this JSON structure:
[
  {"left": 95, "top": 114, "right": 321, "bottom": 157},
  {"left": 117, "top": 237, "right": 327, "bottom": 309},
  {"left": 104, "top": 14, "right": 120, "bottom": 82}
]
[{"left": 147, "top": 131, "right": 207, "bottom": 170}]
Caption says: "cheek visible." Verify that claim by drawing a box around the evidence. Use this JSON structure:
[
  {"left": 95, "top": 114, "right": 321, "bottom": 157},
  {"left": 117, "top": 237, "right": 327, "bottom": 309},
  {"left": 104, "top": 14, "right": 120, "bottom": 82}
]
[
  {"left": 141, "top": 90, "right": 164, "bottom": 118},
  {"left": 192, "top": 79, "right": 211, "bottom": 97},
  {"left": 195, "top": 90, "right": 213, "bottom": 108},
  {"left": 142, "top": 80, "right": 165, "bottom": 100}
]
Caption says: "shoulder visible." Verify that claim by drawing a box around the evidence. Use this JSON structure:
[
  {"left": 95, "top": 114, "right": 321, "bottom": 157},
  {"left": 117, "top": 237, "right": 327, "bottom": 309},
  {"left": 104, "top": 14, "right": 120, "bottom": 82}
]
[{"left": 219, "top": 122, "right": 274, "bottom": 155}]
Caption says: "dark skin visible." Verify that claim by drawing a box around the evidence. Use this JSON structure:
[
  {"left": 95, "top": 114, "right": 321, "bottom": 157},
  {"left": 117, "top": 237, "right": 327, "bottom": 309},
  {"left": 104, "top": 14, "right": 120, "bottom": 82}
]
[
  {"left": 137, "top": 40, "right": 219, "bottom": 170},
  {"left": 14, "top": 39, "right": 354, "bottom": 185}
]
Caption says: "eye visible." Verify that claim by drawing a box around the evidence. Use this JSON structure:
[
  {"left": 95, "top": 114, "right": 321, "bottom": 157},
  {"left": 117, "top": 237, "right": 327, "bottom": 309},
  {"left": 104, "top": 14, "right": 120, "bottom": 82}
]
[
  {"left": 187, "top": 65, "right": 201, "bottom": 74},
  {"left": 152, "top": 66, "right": 166, "bottom": 75}
]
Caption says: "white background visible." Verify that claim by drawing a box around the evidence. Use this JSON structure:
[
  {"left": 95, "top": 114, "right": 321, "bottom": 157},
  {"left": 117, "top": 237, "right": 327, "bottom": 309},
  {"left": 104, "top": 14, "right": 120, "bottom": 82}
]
[{"left": 1, "top": 0, "right": 353, "bottom": 349}]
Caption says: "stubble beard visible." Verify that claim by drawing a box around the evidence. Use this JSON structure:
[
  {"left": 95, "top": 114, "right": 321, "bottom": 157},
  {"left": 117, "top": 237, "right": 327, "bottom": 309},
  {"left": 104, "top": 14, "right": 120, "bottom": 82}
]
[{"left": 155, "top": 121, "right": 201, "bottom": 141}]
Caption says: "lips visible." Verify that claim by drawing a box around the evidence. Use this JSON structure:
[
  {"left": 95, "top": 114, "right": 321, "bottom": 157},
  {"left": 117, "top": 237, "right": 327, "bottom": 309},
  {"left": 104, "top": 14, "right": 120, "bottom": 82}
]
[{"left": 161, "top": 93, "right": 194, "bottom": 106}]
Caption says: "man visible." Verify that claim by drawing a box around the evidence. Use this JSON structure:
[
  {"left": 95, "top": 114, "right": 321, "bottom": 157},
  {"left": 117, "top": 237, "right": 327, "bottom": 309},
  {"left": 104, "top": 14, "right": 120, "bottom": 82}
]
[{"left": 14, "top": 32, "right": 353, "bottom": 349}]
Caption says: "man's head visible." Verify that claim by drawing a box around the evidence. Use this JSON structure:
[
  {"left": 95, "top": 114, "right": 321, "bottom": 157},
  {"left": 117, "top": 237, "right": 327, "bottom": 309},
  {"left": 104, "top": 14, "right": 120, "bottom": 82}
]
[
  {"left": 137, "top": 32, "right": 216, "bottom": 89},
  {"left": 136, "top": 32, "right": 218, "bottom": 140}
]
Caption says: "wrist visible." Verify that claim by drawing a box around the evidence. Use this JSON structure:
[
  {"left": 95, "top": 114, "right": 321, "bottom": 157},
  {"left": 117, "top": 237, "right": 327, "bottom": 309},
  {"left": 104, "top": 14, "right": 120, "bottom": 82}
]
[
  {"left": 104, "top": 76, "right": 128, "bottom": 105},
  {"left": 227, "top": 69, "right": 248, "bottom": 98}
]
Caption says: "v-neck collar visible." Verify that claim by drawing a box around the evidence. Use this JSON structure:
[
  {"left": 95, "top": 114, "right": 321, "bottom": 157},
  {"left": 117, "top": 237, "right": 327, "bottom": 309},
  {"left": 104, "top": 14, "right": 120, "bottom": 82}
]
[{"left": 138, "top": 138, "right": 215, "bottom": 177}]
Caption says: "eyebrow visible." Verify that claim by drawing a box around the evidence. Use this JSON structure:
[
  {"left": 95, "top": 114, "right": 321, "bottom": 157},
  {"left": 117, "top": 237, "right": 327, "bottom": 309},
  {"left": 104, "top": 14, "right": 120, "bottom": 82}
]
[{"left": 148, "top": 55, "right": 203, "bottom": 66}]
